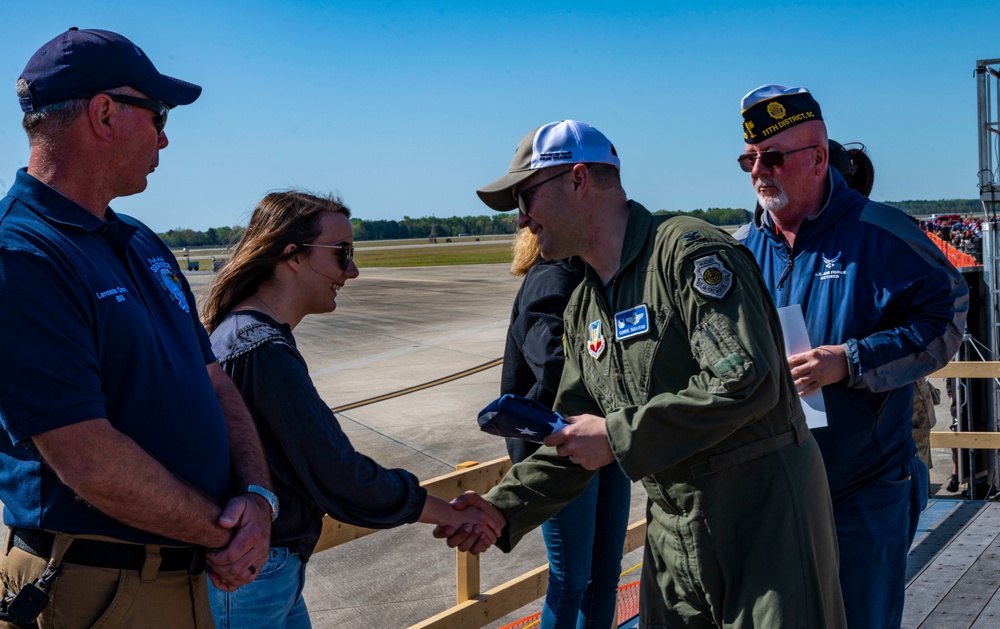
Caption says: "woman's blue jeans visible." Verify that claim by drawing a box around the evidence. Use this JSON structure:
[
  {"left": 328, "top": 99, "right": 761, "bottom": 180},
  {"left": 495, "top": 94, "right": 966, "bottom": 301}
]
[
  {"left": 209, "top": 547, "right": 311, "bottom": 629},
  {"left": 540, "top": 461, "right": 631, "bottom": 629}
]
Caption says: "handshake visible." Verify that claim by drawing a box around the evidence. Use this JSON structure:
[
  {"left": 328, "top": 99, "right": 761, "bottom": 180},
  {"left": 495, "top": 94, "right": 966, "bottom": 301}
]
[{"left": 429, "top": 492, "right": 506, "bottom": 555}]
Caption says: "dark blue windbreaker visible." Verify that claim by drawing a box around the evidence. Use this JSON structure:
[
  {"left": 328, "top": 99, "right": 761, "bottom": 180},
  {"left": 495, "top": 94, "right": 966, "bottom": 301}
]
[{"left": 735, "top": 169, "right": 968, "bottom": 502}]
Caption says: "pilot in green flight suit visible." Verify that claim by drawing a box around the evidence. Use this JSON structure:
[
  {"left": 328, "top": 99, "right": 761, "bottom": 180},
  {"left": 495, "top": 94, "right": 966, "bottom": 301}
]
[{"left": 466, "top": 120, "right": 846, "bottom": 629}]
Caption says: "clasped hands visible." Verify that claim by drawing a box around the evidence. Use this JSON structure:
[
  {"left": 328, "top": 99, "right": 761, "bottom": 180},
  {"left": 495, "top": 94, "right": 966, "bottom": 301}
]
[
  {"left": 432, "top": 491, "right": 505, "bottom": 554},
  {"left": 205, "top": 493, "right": 272, "bottom": 592},
  {"left": 434, "top": 413, "right": 614, "bottom": 553}
]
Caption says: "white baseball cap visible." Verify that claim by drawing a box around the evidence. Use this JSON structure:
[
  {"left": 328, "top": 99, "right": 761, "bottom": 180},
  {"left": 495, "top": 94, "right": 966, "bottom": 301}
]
[{"left": 476, "top": 120, "right": 620, "bottom": 211}]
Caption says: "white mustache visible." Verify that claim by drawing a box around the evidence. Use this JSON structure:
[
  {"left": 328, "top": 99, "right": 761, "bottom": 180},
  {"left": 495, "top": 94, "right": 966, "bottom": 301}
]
[{"left": 755, "top": 177, "right": 781, "bottom": 193}]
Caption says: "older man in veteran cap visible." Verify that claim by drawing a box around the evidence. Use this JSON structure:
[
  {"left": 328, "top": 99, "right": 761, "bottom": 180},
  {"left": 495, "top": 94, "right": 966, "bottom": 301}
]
[
  {"left": 440, "top": 120, "right": 846, "bottom": 628},
  {"left": 735, "top": 85, "right": 968, "bottom": 629},
  {"left": 0, "top": 28, "right": 275, "bottom": 628}
]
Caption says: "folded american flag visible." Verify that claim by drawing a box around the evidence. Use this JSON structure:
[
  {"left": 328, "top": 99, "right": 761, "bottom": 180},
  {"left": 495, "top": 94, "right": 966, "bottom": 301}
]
[{"left": 477, "top": 394, "right": 569, "bottom": 443}]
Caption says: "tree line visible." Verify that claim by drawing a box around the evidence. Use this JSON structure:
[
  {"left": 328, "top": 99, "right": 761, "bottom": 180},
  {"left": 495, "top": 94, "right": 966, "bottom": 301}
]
[
  {"left": 886, "top": 199, "right": 982, "bottom": 215},
  {"left": 159, "top": 226, "right": 246, "bottom": 249},
  {"left": 158, "top": 201, "right": 980, "bottom": 248}
]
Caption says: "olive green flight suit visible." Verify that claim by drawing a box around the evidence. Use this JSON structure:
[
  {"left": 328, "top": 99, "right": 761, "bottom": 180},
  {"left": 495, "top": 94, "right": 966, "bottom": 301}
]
[{"left": 485, "top": 203, "right": 846, "bottom": 628}]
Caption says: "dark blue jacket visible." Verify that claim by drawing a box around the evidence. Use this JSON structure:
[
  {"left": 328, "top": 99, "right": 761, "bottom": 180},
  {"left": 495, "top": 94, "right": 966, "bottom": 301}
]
[
  {"left": 735, "top": 169, "right": 968, "bottom": 501},
  {"left": 0, "top": 169, "right": 230, "bottom": 543}
]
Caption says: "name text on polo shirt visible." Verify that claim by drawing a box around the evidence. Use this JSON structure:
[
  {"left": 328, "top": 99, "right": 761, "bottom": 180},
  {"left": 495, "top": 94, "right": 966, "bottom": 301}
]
[{"left": 96, "top": 286, "right": 129, "bottom": 302}]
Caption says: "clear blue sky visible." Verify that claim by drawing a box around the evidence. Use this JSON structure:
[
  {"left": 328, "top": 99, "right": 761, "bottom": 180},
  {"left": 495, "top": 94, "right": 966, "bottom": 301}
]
[{"left": 1, "top": 1, "right": 996, "bottom": 233}]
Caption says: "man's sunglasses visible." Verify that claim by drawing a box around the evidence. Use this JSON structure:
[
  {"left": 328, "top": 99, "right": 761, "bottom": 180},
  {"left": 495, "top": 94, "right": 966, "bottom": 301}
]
[
  {"left": 737, "top": 145, "right": 817, "bottom": 173},
  {"left": 515, "top": 168, "right": 573, "bottom": 215},
  {"left": 79, "top": 92, "right": 169, "bottom": 135},
  {"left": 300, "top": 243, "right": 355, "bottom": 271}
]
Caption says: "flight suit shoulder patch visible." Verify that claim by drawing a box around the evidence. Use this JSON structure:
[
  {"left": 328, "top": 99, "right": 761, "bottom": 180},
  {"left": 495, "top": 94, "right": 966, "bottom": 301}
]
[{"left": 691, "top": 253, "right": 733, "bottom": 301}]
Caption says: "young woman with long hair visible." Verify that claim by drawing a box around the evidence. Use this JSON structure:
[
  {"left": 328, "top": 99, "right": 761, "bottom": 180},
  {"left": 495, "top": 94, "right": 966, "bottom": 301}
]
[{"left": 201, "top": 191, "right": 498, "bottom": 628}]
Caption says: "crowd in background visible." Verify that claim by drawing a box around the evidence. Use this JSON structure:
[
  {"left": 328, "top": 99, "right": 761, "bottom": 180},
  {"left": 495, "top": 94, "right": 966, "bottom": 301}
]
[{"left": 921, "top": 215, "right": 984, "bottom": 262}]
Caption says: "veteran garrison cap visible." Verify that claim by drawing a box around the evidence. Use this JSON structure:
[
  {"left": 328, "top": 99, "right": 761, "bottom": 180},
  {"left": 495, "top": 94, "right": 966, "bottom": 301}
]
[
  {"left": 476, "top": 120, "right": 620, "bottom": 212},
  {"left": 741, "top": 85, "right": 822, "bottom": 144},
  {"left": 19, "top": 27, "right": 201, "bottom": 112}
]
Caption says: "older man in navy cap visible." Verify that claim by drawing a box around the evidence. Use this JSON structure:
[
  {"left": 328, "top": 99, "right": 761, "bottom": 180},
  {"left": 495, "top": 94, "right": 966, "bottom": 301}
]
[
  {"left": 735, "top": 85, "right": 968, "bottom": 629},
  {"left": 0, "top": 28, "right": 275, "bottom": 628},
  {"left": 441, "top": 120, "right": 846, "bottom": 628}
]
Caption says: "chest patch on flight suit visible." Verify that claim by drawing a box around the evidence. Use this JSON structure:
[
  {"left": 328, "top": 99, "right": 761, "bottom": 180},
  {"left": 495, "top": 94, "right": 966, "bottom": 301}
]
[
  {"left": 614, "top": 304, "right": 650, "bottom": 341},
  {"left": 587, "top": 319, "right": 606, "bottom": 359},
  {"left": 691, "top": 253, "right": 734, "bottom": 301}
]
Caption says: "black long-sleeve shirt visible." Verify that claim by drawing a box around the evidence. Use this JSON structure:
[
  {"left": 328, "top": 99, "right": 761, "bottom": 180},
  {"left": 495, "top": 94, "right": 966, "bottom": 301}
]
[
  {"left": 210, "top": 310, "right": 426, "bottom": 559},
  {"left": 501, "top": 258, "right": 584, "bottom": 463}
]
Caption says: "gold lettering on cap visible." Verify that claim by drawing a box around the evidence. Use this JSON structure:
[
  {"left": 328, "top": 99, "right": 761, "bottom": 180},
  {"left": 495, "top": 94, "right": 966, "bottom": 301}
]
[{"left": 759, "top": 111, "right": 815, "bottom": 137}]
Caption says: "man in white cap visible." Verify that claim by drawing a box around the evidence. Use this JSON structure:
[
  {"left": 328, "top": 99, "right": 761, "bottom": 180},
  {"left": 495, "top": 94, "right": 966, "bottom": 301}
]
[
  {"left": 0, "top": 28, "right": 275, "bottom": 628},
  {"left": 440, "top": 120, "right": 846, "bottom": 627},
  {"left": 735, "top": 85, "right": 968, "bottom": 629}
]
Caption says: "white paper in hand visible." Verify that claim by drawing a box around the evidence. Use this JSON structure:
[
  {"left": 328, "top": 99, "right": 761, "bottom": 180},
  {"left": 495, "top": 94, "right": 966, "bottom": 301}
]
[{"left": 776, "top": 305, "right": 828, "bottom": 428}]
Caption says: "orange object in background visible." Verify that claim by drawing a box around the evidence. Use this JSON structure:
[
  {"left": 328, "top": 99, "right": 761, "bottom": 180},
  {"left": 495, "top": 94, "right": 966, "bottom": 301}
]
[
  {"left": 925, "top": 231, "right": 978, "bottom": 268},
  {"left": 497, "top": 581, "right": 642, "bottom": 629}
]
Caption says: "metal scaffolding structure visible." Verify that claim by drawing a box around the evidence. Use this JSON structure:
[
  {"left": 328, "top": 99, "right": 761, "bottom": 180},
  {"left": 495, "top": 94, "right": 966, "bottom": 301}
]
[
  {"left": 976, "top": 58, "right": 1000, "bottom": 370},
  {"left": 962, "top": 59, "right": 1000, "bottom": 496}
]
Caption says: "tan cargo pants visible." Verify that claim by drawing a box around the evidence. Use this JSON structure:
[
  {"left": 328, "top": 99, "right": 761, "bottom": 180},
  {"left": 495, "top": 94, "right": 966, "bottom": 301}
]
[{"left": 0, "top": 532, "right": 213, "bottom": 629}]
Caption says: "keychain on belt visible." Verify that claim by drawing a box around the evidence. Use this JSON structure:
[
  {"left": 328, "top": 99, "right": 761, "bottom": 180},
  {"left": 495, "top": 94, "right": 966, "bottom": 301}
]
[{"left": 0, "top": 532, "right": 72, "bottom": 628}]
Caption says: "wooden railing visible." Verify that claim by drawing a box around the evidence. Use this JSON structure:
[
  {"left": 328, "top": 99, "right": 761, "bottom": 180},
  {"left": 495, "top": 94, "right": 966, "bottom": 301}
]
[
  {"left": 312, "top": 456, "right": 647, "bottom": 628},
  {"left": 929, "top": 361, "right": 1000, "bottom": 450},
  {"left": 311, "top": 361, "right": 1000, "bottom": 628}
]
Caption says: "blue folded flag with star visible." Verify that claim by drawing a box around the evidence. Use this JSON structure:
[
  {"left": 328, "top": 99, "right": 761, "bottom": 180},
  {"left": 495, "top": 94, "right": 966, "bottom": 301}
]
[{"left": 477, "top": 394, "right": 568, "bottom": 443}]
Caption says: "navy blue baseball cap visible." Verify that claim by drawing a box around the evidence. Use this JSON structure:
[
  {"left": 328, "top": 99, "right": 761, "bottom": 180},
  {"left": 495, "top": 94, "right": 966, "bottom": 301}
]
[{"left": 19, "top": 27, "right": 202, "bottom": 112}]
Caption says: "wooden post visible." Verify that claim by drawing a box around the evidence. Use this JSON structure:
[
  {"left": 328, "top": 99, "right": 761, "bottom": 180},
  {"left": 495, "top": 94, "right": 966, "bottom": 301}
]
[
  {"left": 455, "top": 461, "right": 481, "bottom": 604},
  {"left": 457, "top": 548, "right": 480, "bottom": 604}
]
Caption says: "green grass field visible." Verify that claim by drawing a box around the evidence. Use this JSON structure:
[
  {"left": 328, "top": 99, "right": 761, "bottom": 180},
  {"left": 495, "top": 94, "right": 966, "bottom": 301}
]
[
  {"left": 172, "top": 226, "right": 746, "bottom": 271},
  {"left": 355, "top": 242, "right": 513, "bottom": 267},
  {"left": 174, "top": 237, "right": 515, "bottom": 270}
]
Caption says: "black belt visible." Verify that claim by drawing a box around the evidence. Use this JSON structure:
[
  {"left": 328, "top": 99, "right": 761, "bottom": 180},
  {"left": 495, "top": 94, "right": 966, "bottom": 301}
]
[{"left": 10, "top": 528, "right": 205, "bottom": 574}]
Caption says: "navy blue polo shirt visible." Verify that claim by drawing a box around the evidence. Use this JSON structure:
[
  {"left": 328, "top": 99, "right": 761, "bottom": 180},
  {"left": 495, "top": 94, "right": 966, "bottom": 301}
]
[{"left": 0, "top": 169, "right": 230, "bottom": 544}]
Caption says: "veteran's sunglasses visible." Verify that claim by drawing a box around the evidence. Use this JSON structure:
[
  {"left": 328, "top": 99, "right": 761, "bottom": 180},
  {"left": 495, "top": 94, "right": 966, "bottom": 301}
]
[
  {"left": 737, "top": 145, "right": 817, "bottom": 173},
  {"left": 299, "top": 243, "right": 355, "bottom": 271},
  {"left": 79, "top": 92, "right": 169, "bottom": 135}
]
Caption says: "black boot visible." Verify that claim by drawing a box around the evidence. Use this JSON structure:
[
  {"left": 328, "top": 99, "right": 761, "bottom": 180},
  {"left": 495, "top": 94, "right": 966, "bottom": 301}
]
[{"left": 947, "top": 474, "right": 959, "bottom": 493}]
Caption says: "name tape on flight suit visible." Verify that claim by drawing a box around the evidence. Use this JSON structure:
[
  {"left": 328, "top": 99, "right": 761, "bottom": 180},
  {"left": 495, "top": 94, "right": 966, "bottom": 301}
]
[{"left": 615, "top": 304, "right": 650, "bottom": 341}]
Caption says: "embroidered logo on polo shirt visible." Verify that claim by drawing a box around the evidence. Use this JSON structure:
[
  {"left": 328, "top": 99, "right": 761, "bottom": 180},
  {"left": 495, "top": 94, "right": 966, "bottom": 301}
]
[{"left": 148, "top": 257, "right": 190, "bottom": 313}]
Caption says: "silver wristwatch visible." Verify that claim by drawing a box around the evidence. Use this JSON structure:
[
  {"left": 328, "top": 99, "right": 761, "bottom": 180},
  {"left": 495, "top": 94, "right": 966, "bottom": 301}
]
[{"left": 241, "top": 484, "right": 279, "bottom": 522}]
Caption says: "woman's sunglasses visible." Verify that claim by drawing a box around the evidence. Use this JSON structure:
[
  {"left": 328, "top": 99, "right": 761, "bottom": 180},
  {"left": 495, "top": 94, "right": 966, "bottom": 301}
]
[{"left": 299, "top": 243, "right": 355, "bottom": 271}]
